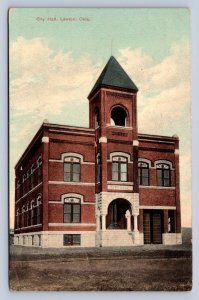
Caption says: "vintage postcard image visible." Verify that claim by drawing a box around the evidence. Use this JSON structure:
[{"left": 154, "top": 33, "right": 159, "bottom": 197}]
[{"left": 9, "top": 8, "right": 192, "bottom": 291}]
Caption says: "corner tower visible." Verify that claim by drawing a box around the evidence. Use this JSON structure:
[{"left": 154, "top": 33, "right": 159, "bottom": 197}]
[
  {"left": 88, "top": 56, "right": 138, "bottom": 140},
  {"left": 88, "top": 57, "right": 141, "bottom": 245}
]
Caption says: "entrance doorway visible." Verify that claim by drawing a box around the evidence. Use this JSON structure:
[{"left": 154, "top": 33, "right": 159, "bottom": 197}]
[
  {"left": 106, "top": 199, "right": 131, "bottom": 229},
  {"left": 143, "top": 210, "right": 163, "bottom": 244}
]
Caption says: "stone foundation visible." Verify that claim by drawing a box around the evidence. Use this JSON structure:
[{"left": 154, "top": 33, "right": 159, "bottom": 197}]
[{"left": 162, "top": 233, "right": 182, "bottom": 245}]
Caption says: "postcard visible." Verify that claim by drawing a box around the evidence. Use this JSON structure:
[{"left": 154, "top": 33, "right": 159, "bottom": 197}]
[{"left": 9, "top": 8, "right": 192, "bottom": 291}]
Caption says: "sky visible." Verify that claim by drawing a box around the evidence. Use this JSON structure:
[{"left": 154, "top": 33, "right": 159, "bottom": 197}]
[{"left": 9, "top": 8, "right": 191, "bottom": 228}]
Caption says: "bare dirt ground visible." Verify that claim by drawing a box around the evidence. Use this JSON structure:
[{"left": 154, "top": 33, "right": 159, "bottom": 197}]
[{"left": 9, "top": 243, "right": 192, "bottom": 291}]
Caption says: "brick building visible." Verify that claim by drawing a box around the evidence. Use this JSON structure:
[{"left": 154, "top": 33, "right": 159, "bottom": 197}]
[{"left": 14, "top": 56, "right": 182, "bottom": 247}]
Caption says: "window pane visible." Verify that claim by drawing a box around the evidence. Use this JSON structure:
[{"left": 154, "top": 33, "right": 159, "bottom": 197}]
[
  {"left": 73, "top": 204, "right": 80, "bottom": 213},
  {"left": 64, "top": 163, "right": 70, "bottom": 172},
  {"left": 112, "top": 172, "right": 118, "bottom": 181},
  {"left": 64, "top": 172, "right": 71, "bottom": 181},
  {"left": 164, "top": 170, "right": 170, "bottom": 179},
  {"left": 73, "top": 234, "right": 80, "bottom": 245},
  {"left": 142, "top": 168, "right": 148, "bottom": 177},
  {"left": 73, "top": 173, "right": 80, "bottom": 182},
  {"left": 64, "top": 204, "right": 71, "bottom": 213},
  {"left": 64, "top": 213, "right": 71, "bottom": 223},
  {"left": 157, "top": 169, "right": 162, "bottom": 186},
  {"left": 120, "top": 163, "right": 127, "bottom": 172},
  {"left": 121, "top": 172, "right": 127, "bottom": 182},
  {"left": 73, "top": 163, "right": 80, "bottom": 173},
  {"left": 63, "top": 234, "right": 71, "bottom": 245},
  {"left": 164, "top": 178, "right": 170, "bottom": 187},
  {"left": 142, "top": 177, "right": 149, "bottom": 186},
  {"left": 73, "top": 214, "right": 80, "bottom": 223},
  {"left": 112, "top": 163, "right": 119, "bottom": 172}
]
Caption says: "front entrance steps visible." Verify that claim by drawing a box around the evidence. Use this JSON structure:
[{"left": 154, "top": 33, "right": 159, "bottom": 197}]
[{"left": 96, "top": 230, "right": 144, "bottom": 247}]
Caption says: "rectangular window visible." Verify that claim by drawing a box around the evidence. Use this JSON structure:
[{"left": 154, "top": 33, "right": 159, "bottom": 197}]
[
  {"left": 64, "top": 203, "right": 80, "bottom": 223},
  {"left": 139, "top": 163, "right": 149, "bottom": 186},
  {"left": 63, "top": 234, "right": 81, "bottom": 246},
  {"left": 64, "top": 162, "right": 80, "bottom": 182},
  {"left": 112, "top": 160, "right": 127, "bottom": 182},
  {"left": 157, "top": 168, "right": 170, "bottom": 187}
]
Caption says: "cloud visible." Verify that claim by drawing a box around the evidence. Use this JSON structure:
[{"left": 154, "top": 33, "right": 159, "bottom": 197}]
[
  {"left": 9, "top": 37, "right": 191, "bottom": 227},
  {"left": 10, "top": 37, "right": 103, "bottom": 118}
]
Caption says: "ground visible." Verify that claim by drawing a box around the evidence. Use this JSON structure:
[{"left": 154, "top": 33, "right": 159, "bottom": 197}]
[{"left": 9, "top": 243, "right": 192, "bottom": 291}]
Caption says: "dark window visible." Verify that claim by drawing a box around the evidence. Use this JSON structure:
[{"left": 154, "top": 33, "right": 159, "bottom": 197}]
[
  {"left": 16, "top": 212, "right": 19, "bottom": 229},
  {"left": 112, "top": 157, "right": 127, "bottom": 181},
  {"left": 31, "top": 205, "right": 34, "bottom": 225},
  {"left": 168, "top": 210, "right": 175, "bottom": 233},
  {"left": 37, "top": 203, "right": 41, "bottom": 224},
  {"left": 63, "top": 234, "right": 81, "bottom": 246},
  {"left": 138, "top": 162, "right": 149, "bottom": 186},
  {"left": 157, "top": 163, "right": 170, "bottom": 187},
  {"left": 96, "top": 153, "right": 101, "bottom": 183},
  {"left": 30, "top": 172, "right": 34, "bottom": 189},
  {"left": 64, "top": 158, "right": 80, "bottom": 182},
  {"left": 95, "top": 108, "right": 100, "bottom": 128},
  {"left": 64, "top": 203, "right": 81, "bottom": 223},
  {"left": 38, "top": 166, "right": 42, "bottom": 184},
  {"left": 111, "top": 106, "right": 127, "bottom": 127}
]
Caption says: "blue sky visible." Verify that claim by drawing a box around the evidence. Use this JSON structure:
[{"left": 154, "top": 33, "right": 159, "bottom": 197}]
[{"left": 9, "top": 8, "right": 191, "bottom": 227}]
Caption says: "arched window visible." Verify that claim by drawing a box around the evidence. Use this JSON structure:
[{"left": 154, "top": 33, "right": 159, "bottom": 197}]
[
  {"left": 156, "top": 163, "right": 170, "bottom": 187},
  {"left": 63, "top": 197, "right": 81, "bottom": 223},
  {"left": 112, "top": 156, "right": 127, "bottom": 182},
  {"left": 111, "top": 106, "right": 127, "bottom": 127},
  {"left": 21, "top": 206, "right": 25, "bottom": 228},
  {"left": 138, "top": 162, "right": 149, "bottom": 186},
  {"left": 37, "top": 196, "right": 42, "bottom": 224},
  {"left": 30, "top": 164, "right": 35, "bottom": 189},
  {"left": 16, "top": 209, "right": 20, "bottom": 229},
  {"left": 95, "top": 107, "right": 100, "bottom": 128},
  {"left": 37, "top": 155, "right": 42, "bottom": 184},
  {"left": 64, "top": 157, "right": 80, "bottom": 182},
  {"left": 30, "top": 200, "right": 35, "bottom": 226},
  {"left": 26, "top": 202, "right": 30, "bottom": 227},
  {"left": 96, "top": 153, "right": 101, "bottom": 183}
]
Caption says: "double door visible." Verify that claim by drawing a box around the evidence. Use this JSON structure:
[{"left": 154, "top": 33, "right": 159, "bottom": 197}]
[{"left": 143, "top": 210, "right": 163, "bottom": 244}]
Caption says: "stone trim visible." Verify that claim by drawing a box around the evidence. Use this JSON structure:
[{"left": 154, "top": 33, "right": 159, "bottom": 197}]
[
  {"left": 48, "top": 181, "right": 95, "bottom": 186},
  {"left": 133, "top": 140, "right": 139, "bottom": 146},
  {"left": 42, "top": 136, "right": 49, "bottom": 143},
  {"left": 139, "top": 185, "right": 176, "bottom": 190},
  {"left": 99, "top": 137, "right": 107, "bottom": 143},
  {"left": 138, "top": 158, "right": 152, "bottom": 168},
  {"left": 49, "top": 159, "right": 94, "bottom": 165},
  {"left": 154, "top": 160, "right": 174, "bottom": 170},
  {"left": 48, "top": 223, "right": 96, "bottom": 227},
  {"left": 108, "top": 151, "right": 132, "bottom": 163},
  {"left": 16, "top": 182, "right": 42, "bottom": 203},
  {"left": 139, "top": 205, "right": 176, "bottom": 210},
  {"left": 108, "top": 185, "right": 133, "bottom": 191}
]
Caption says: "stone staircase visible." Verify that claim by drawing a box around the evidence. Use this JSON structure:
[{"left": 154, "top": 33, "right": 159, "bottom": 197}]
[{"left": 96, "top": 230, "right": 143, "bottom": 247}]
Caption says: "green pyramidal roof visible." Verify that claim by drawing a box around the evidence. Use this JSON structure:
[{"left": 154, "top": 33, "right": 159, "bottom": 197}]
[{"left": 88, "top": 56, "right": 138, "bottom": 98}]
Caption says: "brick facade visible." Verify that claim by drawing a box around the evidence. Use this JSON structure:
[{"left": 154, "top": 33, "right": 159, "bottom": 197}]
[{"left": 14, "top": 56, "right": 182, "bottom": 247}]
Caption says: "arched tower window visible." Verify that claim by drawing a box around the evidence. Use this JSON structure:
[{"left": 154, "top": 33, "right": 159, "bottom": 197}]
[
  {"left": 95, "top": 107, "right": 100, "bottom": 128},
  {"left": 111, "top": 106, "right": 127, "bottom": 127}
]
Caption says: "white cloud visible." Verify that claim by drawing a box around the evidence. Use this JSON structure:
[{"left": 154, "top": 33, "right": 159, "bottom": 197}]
[{"left": 9, "top": 37, "right": 192, "bottom": 227}]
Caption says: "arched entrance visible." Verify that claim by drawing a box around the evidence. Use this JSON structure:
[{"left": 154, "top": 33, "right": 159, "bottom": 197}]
[{"left": 106, "top": 199, "right": 131, "bottom": 229}]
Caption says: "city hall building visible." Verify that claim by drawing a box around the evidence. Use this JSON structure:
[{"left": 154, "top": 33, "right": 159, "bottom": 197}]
[{"left": 14, "top": 56, "right": 182, "bottom": 247}]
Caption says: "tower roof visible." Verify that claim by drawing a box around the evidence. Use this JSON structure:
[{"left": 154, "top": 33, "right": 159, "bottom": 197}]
[{"left": 88, "top": 56, "right": 138, "bottom": 98}]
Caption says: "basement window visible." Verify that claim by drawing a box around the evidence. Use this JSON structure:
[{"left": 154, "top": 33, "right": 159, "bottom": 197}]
[{"left": 63, "top": 234, "right": 81, "bottom": 246}]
